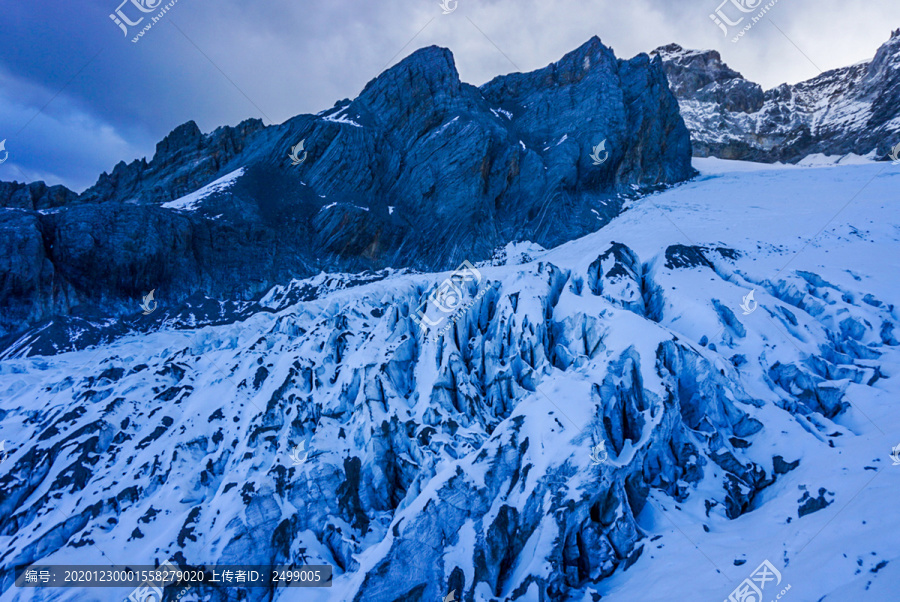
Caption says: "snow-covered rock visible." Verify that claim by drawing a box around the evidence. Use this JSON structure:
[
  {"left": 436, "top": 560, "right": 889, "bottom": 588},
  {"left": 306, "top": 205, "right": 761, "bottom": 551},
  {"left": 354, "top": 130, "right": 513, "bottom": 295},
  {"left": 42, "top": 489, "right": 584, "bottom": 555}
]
[
  {"left": 653, "top": 30, "right": 900, "bottom": 163},
  {"left": 0, "top": 160, "right": 898, "bottom": 601}
]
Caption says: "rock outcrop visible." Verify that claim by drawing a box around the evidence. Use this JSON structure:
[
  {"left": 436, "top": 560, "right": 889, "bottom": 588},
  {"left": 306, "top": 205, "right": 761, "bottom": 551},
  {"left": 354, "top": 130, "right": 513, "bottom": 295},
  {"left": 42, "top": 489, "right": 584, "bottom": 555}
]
[
  {"left": 652, "top": 31, "right": 900, "bottom": 162},
  {"left": 0, "top": 38, "right": 694, "bottom": 340}
]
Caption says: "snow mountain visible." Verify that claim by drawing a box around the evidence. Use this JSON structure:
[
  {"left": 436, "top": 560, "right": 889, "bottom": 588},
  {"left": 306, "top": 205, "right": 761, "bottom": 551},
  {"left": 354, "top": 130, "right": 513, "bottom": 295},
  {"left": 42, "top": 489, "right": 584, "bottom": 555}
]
[
  {"left": 652, "top": 30, "right": 900, "bottom": 163},
  {"left": 1, "top": 159, "right": 898, "bottom": 601}
]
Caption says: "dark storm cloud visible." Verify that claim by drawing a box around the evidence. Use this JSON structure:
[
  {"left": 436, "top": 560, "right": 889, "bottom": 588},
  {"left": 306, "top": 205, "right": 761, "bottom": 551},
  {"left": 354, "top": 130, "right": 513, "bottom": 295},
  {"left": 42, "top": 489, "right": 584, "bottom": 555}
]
[{"left": 1, "top": 0, "right": 897, "bottom": 191}]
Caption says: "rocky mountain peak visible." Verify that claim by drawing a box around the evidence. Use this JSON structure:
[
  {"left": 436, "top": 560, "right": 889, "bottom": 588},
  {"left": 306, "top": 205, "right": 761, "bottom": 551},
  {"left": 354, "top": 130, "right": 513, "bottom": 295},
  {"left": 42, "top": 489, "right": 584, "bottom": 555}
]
[
  {"left": 153, "top": 119, "right": 204, "bottom": 161},
  {"left": 479, "top": 36, "right": 618, "bottom": 100},
  {"left": 362, "top": 45, "right": 461, "bottom": 95},
  {"left": 0, "top": 37, "right": 693, "bottom": 338},
  {"left": 0, "top": 180, "right": 78, "bottom": 211},
  {"left": 650, "top": 44, "right": 743, "bottom": 81},
  {"left": 351, "top": 45, "right": 465, "bottom": 140},
  {"left": 553, "top": 35, "right": 617, "bottom": 80},
  {"left": 862, "top": 28, "right": 900, "bottom": 91},
  {"left": 649, "top": 44, "right": 759, "bottom": 112},
  {"left": 77, "top": 117, "right": 265, "bottom": 206},
  {"left": 358, "top": 46, "right": 461, "bottom": 109},
  {"left": 656, "top": 30, "right": 900, "bottom": 161}
]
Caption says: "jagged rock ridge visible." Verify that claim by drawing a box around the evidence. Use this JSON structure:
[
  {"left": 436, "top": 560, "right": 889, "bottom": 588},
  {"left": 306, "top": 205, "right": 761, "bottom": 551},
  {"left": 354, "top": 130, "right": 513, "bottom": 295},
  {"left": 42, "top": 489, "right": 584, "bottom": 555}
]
[
  {"left": 652, "top": 30, "right": 900, "bottom": 162},
  {"left": 0, "top": 38, "right": 693, "bottom": 341}
]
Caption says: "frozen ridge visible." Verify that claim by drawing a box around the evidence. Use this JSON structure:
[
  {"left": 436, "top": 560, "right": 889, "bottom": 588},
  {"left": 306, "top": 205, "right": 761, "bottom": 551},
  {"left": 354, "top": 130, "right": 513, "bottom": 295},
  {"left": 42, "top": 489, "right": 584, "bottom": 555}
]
[{"left": 0, "top": 160, "right": 898, "bottom": 601}]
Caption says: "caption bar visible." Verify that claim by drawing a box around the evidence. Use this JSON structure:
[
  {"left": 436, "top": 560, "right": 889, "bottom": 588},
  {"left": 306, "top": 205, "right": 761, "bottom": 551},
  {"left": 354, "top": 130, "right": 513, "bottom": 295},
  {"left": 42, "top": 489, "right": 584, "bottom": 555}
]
[{"left": 15, "top": 565, "right": 332, "bottom": 588}]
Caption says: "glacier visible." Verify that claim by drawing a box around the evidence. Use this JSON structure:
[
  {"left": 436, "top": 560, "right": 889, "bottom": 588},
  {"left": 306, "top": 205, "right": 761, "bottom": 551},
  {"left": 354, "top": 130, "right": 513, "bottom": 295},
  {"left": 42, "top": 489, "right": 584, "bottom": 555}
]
[{"left": 0, "top": 158, "right": 899, "bottom": 601}]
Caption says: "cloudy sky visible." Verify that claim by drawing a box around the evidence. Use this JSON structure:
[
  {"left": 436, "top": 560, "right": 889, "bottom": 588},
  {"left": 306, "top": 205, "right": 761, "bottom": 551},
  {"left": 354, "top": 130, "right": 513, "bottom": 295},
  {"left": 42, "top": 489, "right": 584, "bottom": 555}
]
[{"left": 2, "top": 0, "right": 898, "bottom": 191}]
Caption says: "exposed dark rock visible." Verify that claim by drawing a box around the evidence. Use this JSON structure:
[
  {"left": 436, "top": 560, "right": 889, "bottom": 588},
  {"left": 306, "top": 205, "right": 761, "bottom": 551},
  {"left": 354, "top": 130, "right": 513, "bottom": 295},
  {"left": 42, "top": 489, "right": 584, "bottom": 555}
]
[
  {"left": 0, "top": 181, "right": 78, "bottom": 211},
  {"left": 0, "top": 38, "right": 693, "bottom": 341},
  {"left": 587, "top": 242, "right": 645, "bottom": 316},
  {"left": 664, "top": 245, "right": 713, "bottom": 270},
  {"left": 652, "top": 32, "right": 900, "bottom": 162},
  {"left": 773, "top": 456, "right": 800, "bottom": 475},
  {"left": 798, "top": 487, "right": 834, "bottom": 518}
]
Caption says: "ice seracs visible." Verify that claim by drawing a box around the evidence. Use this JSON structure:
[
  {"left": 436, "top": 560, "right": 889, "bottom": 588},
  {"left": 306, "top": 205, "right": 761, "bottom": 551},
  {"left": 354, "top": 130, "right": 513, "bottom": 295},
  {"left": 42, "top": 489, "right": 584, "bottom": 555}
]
[{"left": 0, "top": 159, "right": 897, "bottom": 601}]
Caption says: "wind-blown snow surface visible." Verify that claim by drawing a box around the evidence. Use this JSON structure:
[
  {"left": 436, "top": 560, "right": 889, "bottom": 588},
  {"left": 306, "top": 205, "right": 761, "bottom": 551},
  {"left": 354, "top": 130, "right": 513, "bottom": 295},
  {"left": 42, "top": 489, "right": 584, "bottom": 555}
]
[{"left": 1, "top": 160, "right": 899, "bottom": 601}]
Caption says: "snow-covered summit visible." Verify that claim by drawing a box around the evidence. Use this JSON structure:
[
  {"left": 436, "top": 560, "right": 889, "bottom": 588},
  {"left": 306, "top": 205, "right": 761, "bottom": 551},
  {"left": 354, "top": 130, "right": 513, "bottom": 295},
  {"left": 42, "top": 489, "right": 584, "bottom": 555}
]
[{"left": 652, "top": 32, "right": 900, "bottom": 163}]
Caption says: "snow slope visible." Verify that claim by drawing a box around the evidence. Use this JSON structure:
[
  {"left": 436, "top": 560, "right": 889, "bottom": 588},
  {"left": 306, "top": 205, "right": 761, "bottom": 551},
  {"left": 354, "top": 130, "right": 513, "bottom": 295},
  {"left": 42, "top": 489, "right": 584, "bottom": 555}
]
[
  {"left": 160, "top": 168, "right": 245, "bottom": 211},
  {"left": 0, "top": 159, "right": 898, "bottom": 601},
  {"left": 558, "top": 160, "right": 900, "bottom": 601}
]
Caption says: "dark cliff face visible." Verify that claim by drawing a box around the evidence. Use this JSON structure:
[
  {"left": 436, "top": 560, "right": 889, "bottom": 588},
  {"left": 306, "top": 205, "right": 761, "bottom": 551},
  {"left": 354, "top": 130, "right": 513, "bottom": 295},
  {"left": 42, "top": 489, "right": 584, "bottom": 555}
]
[
  {"left": 0, "top": 181, "right": 79, "bottom": 211},
  {"left": 652, "top": 43, "right": 765, "bottom": 114},
  {"left": 652, "top": 32, "right": 900, "bottom": 163},
  {"left": 78, "top": 118, "right": 267, "bottom": 206},
  {"left": 0, "top": 38, "right": 694, "bottom": 340}
]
